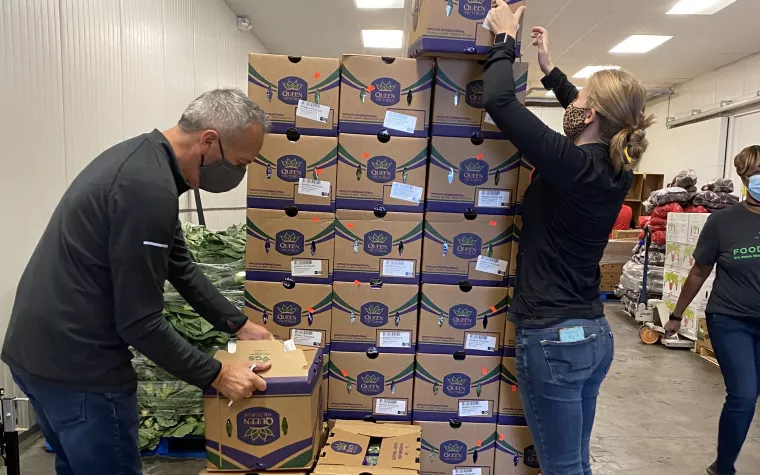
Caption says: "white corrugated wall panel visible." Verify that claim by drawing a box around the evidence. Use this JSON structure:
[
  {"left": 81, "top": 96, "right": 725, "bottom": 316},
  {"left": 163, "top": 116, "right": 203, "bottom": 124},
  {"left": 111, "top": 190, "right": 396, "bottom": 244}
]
[{"left": 742, "top": 54, "right": 760, "bottom": 96}]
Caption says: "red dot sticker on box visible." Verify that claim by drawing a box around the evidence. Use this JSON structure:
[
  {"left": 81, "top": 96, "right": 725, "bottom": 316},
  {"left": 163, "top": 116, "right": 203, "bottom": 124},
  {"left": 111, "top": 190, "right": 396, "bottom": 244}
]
[
  {"left": 353, "top": 280, "right": 361, "bottom": 286},
  {"left": 362, "top": 152, "right": 370, "bottom": 159},
  {"left": 312, "top": 217, "right": 320, "bottom": 222},
  {"left": 499, "top": 433, "right": 505, "bottom": 441},
  {"left": 476, "top": 153, "right": 485, "bottom": 160},
  {"left": 307, "top": 307, "right": 315, "bottom": 313},
  {"left": 314, "top": 72, "right": 321, "bottom": 80},
  {"left": 489, "top": 220, "right": 497, "bottom": 226},
  {"left": 490, "top": 306, "right": 497, "bottom": 313},
  {"left": 477, "top": 440, "right": 482, "bottom": 447},
  {"left": 482, "top": 367, "right": 488, "bottom": 375},
  {"left": 341, "top": 369, "right": 347, "bottom": 377},
  {"left": 316, "top": 168, "right": 323, "bottom": 175},
  {"left": 347, "top": 223, "right": 355, "bottom": 228},
  {"left": 367, "top": 85, "right": 376, "bottom": 92},
  {"left": 512, "top": 385, "right": 518, "bottom": 392}
]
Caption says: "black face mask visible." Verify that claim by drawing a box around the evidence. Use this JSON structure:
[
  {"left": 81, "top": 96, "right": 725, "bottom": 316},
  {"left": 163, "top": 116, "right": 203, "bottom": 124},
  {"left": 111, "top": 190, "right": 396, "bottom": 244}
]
[{"left": 198, "top": 138, "right": 246, "bottom": 193}]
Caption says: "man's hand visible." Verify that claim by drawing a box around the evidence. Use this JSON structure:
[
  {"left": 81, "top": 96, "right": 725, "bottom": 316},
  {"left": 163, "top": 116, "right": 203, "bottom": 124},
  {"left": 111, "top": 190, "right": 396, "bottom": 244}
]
[
  {"left": 237, "top": 320, "right": 273, "bottom": 341},
  {"left": 487, "top": 0, "right": 526, "bottom": 39},
  {"left": 664, "top": 318, "right": 682, "bottom": 339},
  {"left": 531, "top": 26, "right": 554, "bottom": 76},
  {"left": 212, "top": 360, "right": 271, "bottom": 402}
]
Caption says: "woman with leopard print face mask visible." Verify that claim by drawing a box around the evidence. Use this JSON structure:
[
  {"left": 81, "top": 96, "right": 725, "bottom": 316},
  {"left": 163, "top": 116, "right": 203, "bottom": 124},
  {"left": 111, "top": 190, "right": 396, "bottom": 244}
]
[{"left": 483, "top": 3, "right": 655, "bottom": 474}]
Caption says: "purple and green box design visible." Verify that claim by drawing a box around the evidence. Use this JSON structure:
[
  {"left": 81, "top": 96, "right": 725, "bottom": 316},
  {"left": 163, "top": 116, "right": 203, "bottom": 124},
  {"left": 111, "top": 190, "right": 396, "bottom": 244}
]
[{"left": 414, "top": 363, "right": 501, "bottom": 423}]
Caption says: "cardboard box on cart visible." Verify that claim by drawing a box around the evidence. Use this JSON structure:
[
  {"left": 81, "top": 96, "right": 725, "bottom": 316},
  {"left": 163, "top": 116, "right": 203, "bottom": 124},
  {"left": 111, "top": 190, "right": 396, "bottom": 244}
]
[
  {"left": 204, "top": 341, "right": 323, "bottom": 471},
  {"left": 247, "top": 54, "right": 340, "bottom": 136}
]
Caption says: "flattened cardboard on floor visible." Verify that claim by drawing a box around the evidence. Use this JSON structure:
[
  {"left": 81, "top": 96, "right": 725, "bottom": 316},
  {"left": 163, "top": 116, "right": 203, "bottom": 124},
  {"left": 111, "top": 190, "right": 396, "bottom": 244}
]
[
  {"left": 407, "top": 0, "right": 525, "bottom": 58},
  {"left": 414, "top": 353, "right": 501, "bottom": 423},
  {"left": 498, "top": 357, "right": 525, "bottom": 425},
  {"left": 334, "top": 210, "right": 423, "bottom": 284},
  {"left": 245, "top": 209, "right": 334, "bottom": 284},
  {"left": 427, "top": 137, "right": 520, "bottom": 215},
  {"left": 204, "top": 341, "right": 323, "bottom": 471},
  {"left": 315, "top": 421, "right": 421, "bottom": 475},
  {"left": 495, "top": 425, "right": 540, "bottom": 475},
  {"left": 339, "top": 55, "right": 434, "bottom": 138},
  {"left": 331, "top": 282, "right": 419, "bottom": 354},
  {"left": 248, "top": 54, "right": 340, "bottom": 136},
  {"left": 244, "top": 281, "right": 332, "bottom": 351},
  {"left": 336, "top": 134, "right": 428, "bottom": 212},
  {"left": 432, "top": 59, "right": 528, "bottom": 139},
  {"left": 328, "top": 351, "right": 415, "bottom": 422},
  {"left": 418, "top": 284, "right": 506, "bottom": 356},
  {"left": 416, "top": 420, "right": 497, "bottom": 475},
  {"left": 247, "top": 134, "right": 337, "bottom": 212},
  {"left": 421, "top": 213, "right": 512, "bottom": 286}
]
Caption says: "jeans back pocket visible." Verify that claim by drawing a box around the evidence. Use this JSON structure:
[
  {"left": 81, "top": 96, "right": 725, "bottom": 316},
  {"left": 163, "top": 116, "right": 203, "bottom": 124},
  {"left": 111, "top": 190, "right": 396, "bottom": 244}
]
[{"left": 540, "top": 334, "right": 598, "bottom": 385}]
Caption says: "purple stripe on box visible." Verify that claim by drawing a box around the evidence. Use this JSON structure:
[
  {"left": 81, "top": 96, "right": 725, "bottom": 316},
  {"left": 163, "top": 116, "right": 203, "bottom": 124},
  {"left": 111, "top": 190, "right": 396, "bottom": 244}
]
[
  {"left": 416, "top": 342, "right": 502, "bottom": 357},
  {"left": 334, "top": 270, "right": 420, "bottom": 285},
  {"left": 330, "top": 341, "right": 415, "bottom": 354},
  {"left": 420, "top": 273, "right": 510, "bottom": 288},
  {"left": 430, "top": 124, "right": 505, "bottom": 141},
  {"left": 503, "top": 346, "right": 516, "bottom": 357},
  {"left": 497, "top": 414, "right": 528, "bottom": 426},
  {"left": 335, "top": 197, "right": 425, "bottom": 213},
  {"left": 206, "top": 440, "right": 219, "bottom": 450},
  {"left": 246, "top": 270, "right": 333, "bottom": 285},
  {"left": 270, "top": 122, "right": 338, "bottom": 137},
  {"left": 413, "top": 409, "right": 497, "bottom": 424},
  {"left": 327, "top": 409, "right": 412, "bottom": 422},
  {"left": 246, "top": 197, "right": 335, "bottom": 212},
  {"left": 424, "top": 200, "right": 515, "bottom": 216},
  {"left": 338, "top": 122, "right": 429, "bottom": 139},
  {"left": 220, "top": 435, "right": 314, "bottom": 469},
  {"left": 407, "top": 37, "right": 522, "bottom": 58}
]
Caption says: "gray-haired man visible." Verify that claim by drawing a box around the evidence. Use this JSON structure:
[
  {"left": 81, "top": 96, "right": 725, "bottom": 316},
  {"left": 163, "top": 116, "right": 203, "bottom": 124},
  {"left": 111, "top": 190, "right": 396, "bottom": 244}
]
[{"left": 2, "top": 89, "right": 271, "bottom": 475}]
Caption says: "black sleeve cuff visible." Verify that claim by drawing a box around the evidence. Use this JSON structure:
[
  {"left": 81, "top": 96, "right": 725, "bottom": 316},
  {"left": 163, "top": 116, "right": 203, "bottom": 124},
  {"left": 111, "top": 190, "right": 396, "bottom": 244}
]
[
  {"left": 489, "top": 35, "right": 516, "bottom": 62},
  {"left": 541, "top": 67, "right": 565, "bottom": 90}
]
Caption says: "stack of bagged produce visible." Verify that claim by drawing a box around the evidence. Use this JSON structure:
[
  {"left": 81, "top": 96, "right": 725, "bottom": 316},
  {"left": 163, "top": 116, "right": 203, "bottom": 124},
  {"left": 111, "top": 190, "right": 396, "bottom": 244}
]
[
  {"left": 694, "top": 178, "right": 739, "bottom": 210},
  {"left": 134, "top": 223, "right": 246, "bottom": 451}
]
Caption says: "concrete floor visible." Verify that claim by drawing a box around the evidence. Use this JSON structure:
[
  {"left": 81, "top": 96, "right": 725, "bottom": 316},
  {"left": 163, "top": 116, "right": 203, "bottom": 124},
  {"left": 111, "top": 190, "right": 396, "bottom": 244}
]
[{"left": 4, "top": 305, "right": 759, "bottom": 475}]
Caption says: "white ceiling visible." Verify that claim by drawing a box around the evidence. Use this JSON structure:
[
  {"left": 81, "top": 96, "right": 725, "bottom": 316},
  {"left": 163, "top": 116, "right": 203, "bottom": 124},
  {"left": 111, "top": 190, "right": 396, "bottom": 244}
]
[{"left": 225, "top": 0, "right": 760, "bottom": 97}]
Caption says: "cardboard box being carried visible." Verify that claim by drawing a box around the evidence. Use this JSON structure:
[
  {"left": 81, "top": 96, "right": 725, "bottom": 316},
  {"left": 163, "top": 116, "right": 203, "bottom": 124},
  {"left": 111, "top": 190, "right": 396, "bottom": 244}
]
[
  {"left": 427, "top": 137, "right": 520, "bottom": 215},
  {"left": 494, "top": 425, "right": 540, "bottom": 475},
  {"left": 328, "top": 351, "right": 415, "bottom": 422},
  {"left": 421, "top": 213, "right": 512, "bottom": 286},
  {"left": 247, "top": 133, "right": 338, "bottom": 212},
  {"left": 698, "top": 318, "right": 712, "bottom": 352},
  {"left": 245, "top": 209, "right": 335, "bottom": 284},
  {"left": 336, "top": 134, "right": 428, "bottom": 213},
  {"left": 248, "top": 54, "right": 340, "bottom": 136},
  {"left": 334, "top": 210, "right": 423, "bottom": 284},
  {"left": 432, "top": 59, "right": 528, "bottom": 139},
  {"left": 498, "top": 357, "right": 525, "bottom": 425},
  {"left": 416, "top": 420, "right": 497, "bottom": 475},
  {"left": 314, "top": 421, "right": 421, "bottom": 475},
  {"left": 244, "top": 281, "right": 333, "bottom": 351},
  {"left": 418, "top": 284, "right": 507, "bottom": 356},
  {"left": 331, "top": 282, "right": 419, "bottom": 354},
  {"left": 339, "top": 55, "right": 434, "bottom": 138},
  {"left": 204, "top": 341, "right": 323, "bottom": 471},
  {"left": 414, "top": 353, "right": 501, "bottom": 423},
  {"left": 407, "top": 0, "right": 525, "bottom": 58}
]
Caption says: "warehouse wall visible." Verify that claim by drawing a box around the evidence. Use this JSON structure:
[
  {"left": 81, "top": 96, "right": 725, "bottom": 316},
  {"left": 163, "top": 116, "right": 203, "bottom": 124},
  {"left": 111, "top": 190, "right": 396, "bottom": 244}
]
[{"left": 0, "top": 0, "right": 266, "bottom": 398}]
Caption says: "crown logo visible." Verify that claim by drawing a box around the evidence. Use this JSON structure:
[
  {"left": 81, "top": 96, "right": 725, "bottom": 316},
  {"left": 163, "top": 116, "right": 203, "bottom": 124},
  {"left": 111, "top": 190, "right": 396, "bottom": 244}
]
[
  {"left": 469, "top": 83, "right": 484, "bottom": 94},
  {"left": 276, "top": 304, "right": 297, "bottom": 314},
  {"left": 457, "top": 235, "right": 477, "bottom": 247},
  {"left": 463, "top": 161, "right": 485, "bottom": 172},
  {"left": 375, "top": 81, "right": 396, "bottom": 92},
  {"left": 453, "top": 307, "right": 473, "bottom": 317},
  {"left": 444, "top": 443, "right": 463, "bottom": 452},
  {"left": 371, "top": 158, "right": 392, "bottom": 170},
  {"left": 361, "top": 373, "right": 381, "bottom": 384},
  {"left": 447, "top": 375, "right": 467, "bottom": 386},
  {"left": 280, "top": 232, "right": 300, "bottom": 244},
  {"left": 284, "top": 79, "right": 303, "bottom": 91},
  {"left": 333, "top": 442, "right": 348, "bottom": 452},
  {"left": 365, "top": 304, "right": 384, "bottom": 315},
  {"left": 369, "top": 233, "right": 389, "bottom": 244},
  {"left": 283, "top": 157, "right": 302, "bottom": 169},
  {"left": 466, "top": 0, "right": 485, "bottom": 4}
]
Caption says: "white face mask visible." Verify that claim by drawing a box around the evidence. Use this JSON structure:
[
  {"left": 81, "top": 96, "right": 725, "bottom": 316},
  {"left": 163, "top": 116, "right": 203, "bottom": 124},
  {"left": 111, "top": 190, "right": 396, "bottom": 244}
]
[{"left": 748, "top": 175, "right": 760, "bottom": 203}]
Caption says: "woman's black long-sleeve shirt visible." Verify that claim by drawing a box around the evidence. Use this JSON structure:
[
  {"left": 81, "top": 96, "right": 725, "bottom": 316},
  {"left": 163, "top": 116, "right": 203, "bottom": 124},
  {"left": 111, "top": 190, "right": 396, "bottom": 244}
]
[{"left": 483, "top": 36, "right": 632, "bottom": 322}]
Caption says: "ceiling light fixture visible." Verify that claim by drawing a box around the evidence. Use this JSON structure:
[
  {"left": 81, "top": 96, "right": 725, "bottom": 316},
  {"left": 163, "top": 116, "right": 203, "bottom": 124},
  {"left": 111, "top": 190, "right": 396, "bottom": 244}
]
[
  {"left": 362, "top": 29, "right": 404, "bottom": 49},
  {"left": 546, "top": 87, "right": 582, "bottom": 97},
  {"left": 356, "top": 0, "right": 405, "bottom": 8},
  {"left": 666, "top": 0, "right": 737, "bottom": 15},
  {"left": 572, "top": 65, "right": 621, "bottom": 79},
  {"left": 610, "top": 35, "right": 673, "bottom": 54}
]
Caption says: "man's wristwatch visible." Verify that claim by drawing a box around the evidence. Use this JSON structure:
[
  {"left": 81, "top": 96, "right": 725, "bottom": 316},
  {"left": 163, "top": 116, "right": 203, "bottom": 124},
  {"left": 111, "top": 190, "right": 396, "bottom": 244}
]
[
  {"left": 669, "top": 313, "right": 683, "bottom": 322},
  {"left": 494, "top": 33, "right": 509, "bottom": 45}
]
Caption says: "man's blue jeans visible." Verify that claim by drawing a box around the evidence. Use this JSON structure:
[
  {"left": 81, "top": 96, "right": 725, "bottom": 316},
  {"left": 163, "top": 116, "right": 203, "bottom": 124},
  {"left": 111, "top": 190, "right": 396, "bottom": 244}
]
[
  {"left": 515, "top": 317, "right": 614, "bottom": 475},
  {"left": 707, "top": 313, "right": 760, "bottom": 475},
  {"left": 12, "top": 372, "right": 141, "bottom": 475}
]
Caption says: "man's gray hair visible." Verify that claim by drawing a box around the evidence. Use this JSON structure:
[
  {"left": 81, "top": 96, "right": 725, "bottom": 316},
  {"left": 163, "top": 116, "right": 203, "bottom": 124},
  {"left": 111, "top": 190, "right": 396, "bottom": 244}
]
[{"left": 178, "top": 88, "right": 270, "bottom": 138}]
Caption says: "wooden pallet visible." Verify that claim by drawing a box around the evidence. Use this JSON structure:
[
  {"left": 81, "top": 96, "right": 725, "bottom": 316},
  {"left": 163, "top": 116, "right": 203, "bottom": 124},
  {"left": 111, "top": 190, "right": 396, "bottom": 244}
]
[{"left": 698, "top": 346, "right": 719, "bottom": 368}]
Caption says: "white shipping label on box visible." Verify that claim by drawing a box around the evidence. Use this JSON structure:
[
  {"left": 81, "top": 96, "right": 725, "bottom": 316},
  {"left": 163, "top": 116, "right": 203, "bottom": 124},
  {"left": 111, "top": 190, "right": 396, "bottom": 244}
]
[
  {"left": 464, "top": 334, "right": 497, "bottom": 352},
  {"left": 291, "top": 259, "right": 323, "bottom": 276},
  {"left": 382, "top": 259, "right": 415, "bottom": 278},
  {"left": 383, "top": 111, "right": 417, "bottom": 135},
  {"left": 378, "top": 331, "right": 412, "bottom": 348},
  {"left": 290, "top": 329, "right": 322, "bottom": 347},
  {"left": 390, "top": 182, "right": 423, "bottom": 203},
  {"left": 296, "top": 99, "right": 330, "bottom": 124},
  {"left": 475, "top": 255, "right": 508, "bottom": 276},
  {"left": 458, "top": 400, "right": 489, "bottom": 417},
  {"left": 375, "top": 398, "right": 407, "bottom": 416},
  {"left": 483, "top": 113, "right": 496, "bottom": 125},
  {"left": 298, "top": 178, "right": 331, "bottom": 197},
  {"left": 454, "top": 468, "right": 482, "bottom": 475},
  {"left": 477, "top": 190, "right": 510, "bottom": 208}
]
